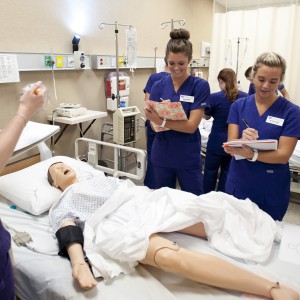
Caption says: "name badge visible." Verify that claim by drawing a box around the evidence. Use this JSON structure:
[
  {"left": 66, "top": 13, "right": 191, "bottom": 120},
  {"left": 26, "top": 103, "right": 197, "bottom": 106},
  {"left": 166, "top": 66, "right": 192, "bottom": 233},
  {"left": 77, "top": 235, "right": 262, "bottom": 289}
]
[
  {"left": 180, "top": 95, "right": 194, "bottom": 103},
  {"left": 266, "top": 116, "right": 284, "bottom": 126}
]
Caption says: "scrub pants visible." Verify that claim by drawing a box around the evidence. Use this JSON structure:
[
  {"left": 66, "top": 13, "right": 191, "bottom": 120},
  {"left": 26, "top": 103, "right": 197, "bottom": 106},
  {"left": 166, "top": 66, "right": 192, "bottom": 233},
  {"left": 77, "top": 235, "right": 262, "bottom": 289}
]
[
  {"left": 0, "top": 220, "right": 15, "bottom": 300},
  {"left": 152, "top": 165, "right": 203, "bottom": 196},
  {"left": 203, "top": 151, "right": 231, "bottom": 193},
  {"left": 0, "top": 252, "right": 14, "bottom": 300}
]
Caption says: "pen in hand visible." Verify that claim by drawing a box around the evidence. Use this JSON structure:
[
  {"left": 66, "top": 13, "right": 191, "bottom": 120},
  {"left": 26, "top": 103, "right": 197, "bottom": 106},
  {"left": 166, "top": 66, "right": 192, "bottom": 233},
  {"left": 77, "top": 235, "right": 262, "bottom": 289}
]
[
  {"left": 242, "top": 118, "right": 259, "bottom": 140},
  {"left": 242, "top": 118, "right": 250, "bottom": 128}
]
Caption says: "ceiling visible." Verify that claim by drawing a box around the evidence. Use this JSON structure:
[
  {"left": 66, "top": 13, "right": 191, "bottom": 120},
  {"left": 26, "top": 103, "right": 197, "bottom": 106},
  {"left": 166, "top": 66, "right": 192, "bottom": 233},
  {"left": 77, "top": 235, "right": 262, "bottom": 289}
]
[{"left": 214, "top": 0, "right": 298, "bottom": 11}]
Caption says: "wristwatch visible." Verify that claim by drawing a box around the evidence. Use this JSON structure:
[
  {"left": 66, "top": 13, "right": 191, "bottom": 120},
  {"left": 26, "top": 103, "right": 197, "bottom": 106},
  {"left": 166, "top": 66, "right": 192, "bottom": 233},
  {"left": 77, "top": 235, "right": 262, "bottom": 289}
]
[
  {"left": 247, "top": 149, "right": 258, "bottom": 162},
  {"left": 160, "top": 118, "right": 167, "bottom": 128}
]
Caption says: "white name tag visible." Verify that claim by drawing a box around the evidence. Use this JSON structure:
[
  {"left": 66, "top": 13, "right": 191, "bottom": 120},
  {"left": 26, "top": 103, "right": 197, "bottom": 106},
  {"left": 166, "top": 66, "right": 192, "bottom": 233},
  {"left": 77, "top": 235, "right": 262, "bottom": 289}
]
[
  {"left": 180, "top": 95, "right": 194, "bottom": 103},
  {"left": 266, "top": 116, "right": 284, "bottom": 126}
]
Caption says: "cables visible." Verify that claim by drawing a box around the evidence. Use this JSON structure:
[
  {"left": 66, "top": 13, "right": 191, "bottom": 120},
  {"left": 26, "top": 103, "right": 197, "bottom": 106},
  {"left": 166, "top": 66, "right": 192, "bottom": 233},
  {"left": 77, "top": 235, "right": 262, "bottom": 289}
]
[{"left": 4, "top": 221, "right": 58, "bottom": 256}]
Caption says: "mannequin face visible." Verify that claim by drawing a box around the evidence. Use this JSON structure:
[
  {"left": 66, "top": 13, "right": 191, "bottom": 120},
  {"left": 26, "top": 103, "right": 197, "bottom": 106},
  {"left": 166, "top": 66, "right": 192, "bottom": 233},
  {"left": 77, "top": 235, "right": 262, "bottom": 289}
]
[{"left": 49, "top": 162, "right": 77, "bottom": 190}]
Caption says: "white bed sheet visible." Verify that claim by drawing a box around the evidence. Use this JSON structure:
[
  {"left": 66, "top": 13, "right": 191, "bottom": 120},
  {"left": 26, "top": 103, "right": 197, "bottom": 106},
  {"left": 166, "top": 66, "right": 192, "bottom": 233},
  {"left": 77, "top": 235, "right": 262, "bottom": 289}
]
[{"left": 1, "top": 195, "right": 300, "bottom": 300}]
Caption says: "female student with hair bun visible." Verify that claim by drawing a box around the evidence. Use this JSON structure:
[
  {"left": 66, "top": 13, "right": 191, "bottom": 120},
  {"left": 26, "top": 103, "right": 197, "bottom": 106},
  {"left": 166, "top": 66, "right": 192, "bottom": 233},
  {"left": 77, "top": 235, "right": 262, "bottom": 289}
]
[{"left": 144, "top": 28, "right": 210, "bottom": 195}]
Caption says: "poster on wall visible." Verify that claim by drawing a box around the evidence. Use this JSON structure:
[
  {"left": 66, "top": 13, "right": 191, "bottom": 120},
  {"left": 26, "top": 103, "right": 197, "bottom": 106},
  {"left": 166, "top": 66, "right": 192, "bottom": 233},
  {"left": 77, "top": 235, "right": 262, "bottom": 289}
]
[{"left": 0, "top": 54, "right": 20, "bottom": 83}]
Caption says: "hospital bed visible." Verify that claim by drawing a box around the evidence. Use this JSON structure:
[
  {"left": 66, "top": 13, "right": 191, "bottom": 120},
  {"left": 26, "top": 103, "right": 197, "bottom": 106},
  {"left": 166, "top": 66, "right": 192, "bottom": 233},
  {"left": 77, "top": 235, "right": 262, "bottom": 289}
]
[
  {"left": 0, "top": 137, "right": 300, "bottom": 299},
  {"left": 199, "top": 119, "right": 300, "bottom": 194}
]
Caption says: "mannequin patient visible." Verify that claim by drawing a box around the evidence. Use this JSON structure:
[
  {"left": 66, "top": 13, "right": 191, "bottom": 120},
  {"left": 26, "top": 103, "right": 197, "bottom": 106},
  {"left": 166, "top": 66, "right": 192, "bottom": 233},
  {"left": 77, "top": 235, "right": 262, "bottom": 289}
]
[{"left": 47, "top": 162, "right": 299, "bottom": 300}]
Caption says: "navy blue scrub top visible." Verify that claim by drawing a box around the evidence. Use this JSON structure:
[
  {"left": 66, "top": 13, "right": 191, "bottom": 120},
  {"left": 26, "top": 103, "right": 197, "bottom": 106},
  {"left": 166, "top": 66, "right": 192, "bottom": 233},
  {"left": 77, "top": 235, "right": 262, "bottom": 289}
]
[{"left": 149, "top": 75, "right": 210, "bottom": 169}]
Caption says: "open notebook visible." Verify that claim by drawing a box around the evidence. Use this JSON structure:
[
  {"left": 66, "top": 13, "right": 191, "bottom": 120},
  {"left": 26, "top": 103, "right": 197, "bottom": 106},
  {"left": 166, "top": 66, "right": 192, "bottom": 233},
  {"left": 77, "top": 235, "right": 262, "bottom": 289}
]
[
  {"left": 223, "top": 139, "right": 278, "bottom": 160},
  {"left": 223, "top": 139, "right": 278, "bottom": 150}
]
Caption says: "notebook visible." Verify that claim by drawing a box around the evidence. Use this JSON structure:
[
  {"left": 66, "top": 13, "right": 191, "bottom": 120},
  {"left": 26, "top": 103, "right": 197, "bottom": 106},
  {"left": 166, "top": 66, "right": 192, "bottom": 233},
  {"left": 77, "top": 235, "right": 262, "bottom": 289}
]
[{"left": 145, "top": 100, "right": 187, "bottom": 132}]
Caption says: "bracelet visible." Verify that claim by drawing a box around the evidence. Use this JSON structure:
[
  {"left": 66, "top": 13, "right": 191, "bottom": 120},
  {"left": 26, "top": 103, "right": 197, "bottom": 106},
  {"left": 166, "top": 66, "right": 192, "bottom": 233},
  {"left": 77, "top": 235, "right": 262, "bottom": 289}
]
[
  {"left": 247, "top": 149, "right": 258, "bottom": 162},
  {"left": 160, "top": 118, "right": 167, "bottom": 128},
  {"left": 15, "top": 113, "right": 28, "bottom": 125}
]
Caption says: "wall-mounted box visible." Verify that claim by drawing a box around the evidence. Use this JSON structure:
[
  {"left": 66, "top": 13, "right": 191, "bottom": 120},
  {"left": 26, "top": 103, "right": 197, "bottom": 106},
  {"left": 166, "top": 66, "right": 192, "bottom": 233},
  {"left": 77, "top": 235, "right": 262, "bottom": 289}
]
[{"left": 201, "top": 41, "right": 211, "bottom": 58}]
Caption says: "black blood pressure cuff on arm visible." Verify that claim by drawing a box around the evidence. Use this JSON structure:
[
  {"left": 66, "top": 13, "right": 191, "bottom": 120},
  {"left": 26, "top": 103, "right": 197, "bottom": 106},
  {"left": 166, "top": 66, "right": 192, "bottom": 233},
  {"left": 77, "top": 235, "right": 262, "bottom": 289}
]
[{"left": 55, "top": 225, "right": 84, "bottom": 259}]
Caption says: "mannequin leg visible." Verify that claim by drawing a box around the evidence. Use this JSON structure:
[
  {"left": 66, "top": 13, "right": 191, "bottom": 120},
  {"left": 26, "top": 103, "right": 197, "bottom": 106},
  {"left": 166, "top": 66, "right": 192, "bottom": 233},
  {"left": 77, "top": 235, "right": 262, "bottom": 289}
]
[{"left": 139, "top": 234, "right": 299, "bottom": 300}]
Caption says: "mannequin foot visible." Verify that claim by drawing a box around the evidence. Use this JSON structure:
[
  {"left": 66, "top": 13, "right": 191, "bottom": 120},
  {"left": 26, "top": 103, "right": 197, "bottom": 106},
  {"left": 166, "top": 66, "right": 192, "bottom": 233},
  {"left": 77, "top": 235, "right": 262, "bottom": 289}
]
[{"left": 72, "top": 262, "right": 97, "bottom": 290}]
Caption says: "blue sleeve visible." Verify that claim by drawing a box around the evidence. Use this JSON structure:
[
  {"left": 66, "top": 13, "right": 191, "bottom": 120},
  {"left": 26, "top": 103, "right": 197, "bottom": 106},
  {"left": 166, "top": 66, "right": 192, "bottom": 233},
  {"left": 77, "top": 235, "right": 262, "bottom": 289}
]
[
  {"left": 191, "top": 79, "right": 210, "bottom": 111},
  {"left": 282, "top": 104, "right": 300, "bottom": 138},
  {"left": 144, "top": 74, "right": 157, "bottom": 94},
  {"left": 205, "top": 92, "right": 216, "bottom": 116},
  {"left": 227, "top": 100, "right": 241, "bottom": 125},
  {"left": 149, "top": 80, "right": 162, "bottom": 102}
]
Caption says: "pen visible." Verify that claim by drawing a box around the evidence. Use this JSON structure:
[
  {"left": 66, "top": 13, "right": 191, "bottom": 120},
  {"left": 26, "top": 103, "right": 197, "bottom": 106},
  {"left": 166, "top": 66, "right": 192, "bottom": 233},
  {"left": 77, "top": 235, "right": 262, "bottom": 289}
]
[{"left": 242, "top": 118, "right": 250, "bottom": 128}]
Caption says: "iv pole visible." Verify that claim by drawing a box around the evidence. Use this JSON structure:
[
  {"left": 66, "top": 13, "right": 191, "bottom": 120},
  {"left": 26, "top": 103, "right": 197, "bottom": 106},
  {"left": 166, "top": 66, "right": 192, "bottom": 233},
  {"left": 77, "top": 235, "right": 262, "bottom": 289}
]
[
  {"left": 235, "top": 37, "right": 248, "bottom": 80},
  {"left": 160, "top": 18, "right": 185, "bottom": 30},
  {"left": 99, "top": 21, "right": 133, "bottom": 108}
]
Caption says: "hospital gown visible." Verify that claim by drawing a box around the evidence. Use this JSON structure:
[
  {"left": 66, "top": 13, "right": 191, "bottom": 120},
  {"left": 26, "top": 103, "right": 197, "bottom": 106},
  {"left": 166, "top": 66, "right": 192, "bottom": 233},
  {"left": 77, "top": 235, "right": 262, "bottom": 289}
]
[{"left": 49, "top": 174, "right": 121, "bottom": 233}]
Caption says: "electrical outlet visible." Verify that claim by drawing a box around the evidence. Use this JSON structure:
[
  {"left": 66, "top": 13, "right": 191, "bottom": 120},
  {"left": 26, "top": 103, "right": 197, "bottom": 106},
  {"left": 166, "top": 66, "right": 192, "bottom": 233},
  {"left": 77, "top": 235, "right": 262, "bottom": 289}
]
[
  {"left": 44, "top": 56, "right": 53, "bottom": 68},
  {"left": 67, "top": 56, "right": 74, "bottom": 68},
  {"left": 56, "top": 55, "right": 63, "bottom": 68}
]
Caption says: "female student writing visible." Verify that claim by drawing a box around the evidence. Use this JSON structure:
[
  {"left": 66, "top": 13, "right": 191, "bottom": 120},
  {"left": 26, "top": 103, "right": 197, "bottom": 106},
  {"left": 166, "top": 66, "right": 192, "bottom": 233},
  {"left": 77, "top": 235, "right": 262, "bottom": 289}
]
[
  {"left": 224, "top": 52, "right": 300, "bottom": 220},
  {"left": 144, "top": 28, "right": 210, "bottom": 195},
  {"left": 203, "top": 68, "right": 248, "bottom": 193}
]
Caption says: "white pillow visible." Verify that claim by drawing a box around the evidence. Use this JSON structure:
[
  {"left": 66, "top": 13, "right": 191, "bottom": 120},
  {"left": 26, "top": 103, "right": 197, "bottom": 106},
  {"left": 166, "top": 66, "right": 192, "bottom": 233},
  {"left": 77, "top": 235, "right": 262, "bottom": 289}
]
[{"left": 0, "top": 156, "right": 102, "bottom": 215}]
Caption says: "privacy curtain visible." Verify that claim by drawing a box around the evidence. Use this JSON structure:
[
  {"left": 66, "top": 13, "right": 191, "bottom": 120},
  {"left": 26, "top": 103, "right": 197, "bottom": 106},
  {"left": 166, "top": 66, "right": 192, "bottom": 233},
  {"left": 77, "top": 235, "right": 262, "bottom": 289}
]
[{"left": 209, "top": 3, "right": 300, "bottom": 105}]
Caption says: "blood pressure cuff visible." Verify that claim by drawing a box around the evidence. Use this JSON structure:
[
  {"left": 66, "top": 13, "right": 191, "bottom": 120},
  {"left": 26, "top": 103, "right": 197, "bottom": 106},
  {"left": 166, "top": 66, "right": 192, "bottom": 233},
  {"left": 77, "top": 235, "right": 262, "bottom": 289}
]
[{"left": 55, "top": 225, "right": 84, "bottom": 259}]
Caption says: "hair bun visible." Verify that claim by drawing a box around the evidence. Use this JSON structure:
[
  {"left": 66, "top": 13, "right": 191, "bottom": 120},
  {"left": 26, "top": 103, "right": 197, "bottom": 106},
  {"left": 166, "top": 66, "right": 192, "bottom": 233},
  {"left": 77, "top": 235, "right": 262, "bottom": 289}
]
[{"left": 170, "top": 28, "right": 190, "bottom": 40}]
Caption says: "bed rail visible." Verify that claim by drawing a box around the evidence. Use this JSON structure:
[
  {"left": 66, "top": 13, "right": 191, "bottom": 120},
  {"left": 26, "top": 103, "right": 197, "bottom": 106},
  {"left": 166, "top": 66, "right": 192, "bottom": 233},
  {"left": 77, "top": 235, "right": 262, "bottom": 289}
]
[{"left": 75, "top": 137, "right": 146, "bottom": 181}]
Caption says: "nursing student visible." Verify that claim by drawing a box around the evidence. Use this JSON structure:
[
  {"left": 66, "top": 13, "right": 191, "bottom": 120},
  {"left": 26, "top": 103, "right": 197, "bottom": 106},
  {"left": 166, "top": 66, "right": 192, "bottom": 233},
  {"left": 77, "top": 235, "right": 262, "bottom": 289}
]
[
  {"left": 224, "top": 52, "right": 300, "bottom": 221},
  {"left": 203, "top": 68, "right": 248, "bottom": 193},
  {"left": 0, "top": 81, "right": 47, "bottom": 299},
  {"left": 144, "top": 28, "right": 210, "bottom": 195},
  {"left": 143, "top": 64, "right": 170, "bottom": 189},
  {"left": 245, "top": 66, "right": 290, "bottom": 100}
]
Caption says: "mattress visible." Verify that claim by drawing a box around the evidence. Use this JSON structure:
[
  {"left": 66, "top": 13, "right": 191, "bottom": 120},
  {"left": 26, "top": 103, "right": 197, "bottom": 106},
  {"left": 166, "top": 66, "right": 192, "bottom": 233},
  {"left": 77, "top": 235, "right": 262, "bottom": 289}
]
[{"left": 1, "top": 194, "right": 300, "bottom": 300}]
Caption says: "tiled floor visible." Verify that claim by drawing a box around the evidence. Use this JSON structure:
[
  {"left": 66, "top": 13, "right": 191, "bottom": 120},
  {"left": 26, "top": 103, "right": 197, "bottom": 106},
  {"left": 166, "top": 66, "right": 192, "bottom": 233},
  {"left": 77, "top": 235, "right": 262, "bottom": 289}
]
[{"left": 283, "top": 192, "right": 300, "bottom": 225}]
